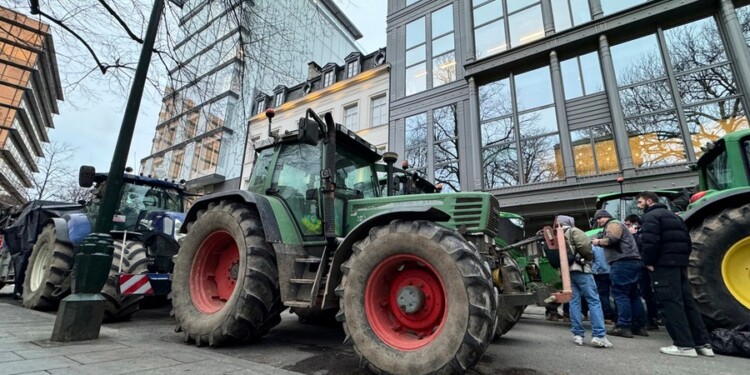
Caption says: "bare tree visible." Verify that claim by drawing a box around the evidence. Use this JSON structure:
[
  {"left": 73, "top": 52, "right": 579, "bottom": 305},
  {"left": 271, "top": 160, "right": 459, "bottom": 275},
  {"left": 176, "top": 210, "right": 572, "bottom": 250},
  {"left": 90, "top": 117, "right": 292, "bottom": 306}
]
[{"left": 25, "top": 141, "right": 78, "bottom": 201}]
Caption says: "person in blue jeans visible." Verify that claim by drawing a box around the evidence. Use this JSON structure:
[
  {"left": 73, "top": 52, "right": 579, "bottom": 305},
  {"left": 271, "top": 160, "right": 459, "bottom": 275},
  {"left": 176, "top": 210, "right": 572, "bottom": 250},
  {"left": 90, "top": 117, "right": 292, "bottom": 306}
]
[
  {"left": 592, "top": 209, "right": 648, "bottom": 338},
  {"left": 592, "top": 245, "right": 614, "bottom": 323},
  {"left": 557, "top": 215, "right": 613, "bottom": 348}
]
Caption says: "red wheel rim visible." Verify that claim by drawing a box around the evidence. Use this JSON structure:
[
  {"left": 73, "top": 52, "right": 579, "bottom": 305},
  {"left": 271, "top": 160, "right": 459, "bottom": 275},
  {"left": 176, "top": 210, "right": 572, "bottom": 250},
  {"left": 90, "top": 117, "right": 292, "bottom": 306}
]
[
  {"left": 364, "top": 254, "right": 447, "bottom": 350},
  {"left": 189, "top": 230, "right": 239, "bottom": 314}
]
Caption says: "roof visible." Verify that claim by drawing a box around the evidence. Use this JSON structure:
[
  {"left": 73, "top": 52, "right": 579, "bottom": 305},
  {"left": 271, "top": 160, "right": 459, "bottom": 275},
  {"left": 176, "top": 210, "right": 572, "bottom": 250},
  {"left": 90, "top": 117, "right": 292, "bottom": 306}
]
[{"left": 319, "top": 0, "right": 363, "bottom": 40}]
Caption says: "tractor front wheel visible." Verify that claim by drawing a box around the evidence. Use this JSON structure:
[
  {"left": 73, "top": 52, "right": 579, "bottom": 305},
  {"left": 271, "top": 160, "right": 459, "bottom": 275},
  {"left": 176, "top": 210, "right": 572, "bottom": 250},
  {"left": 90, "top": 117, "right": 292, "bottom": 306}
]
[
  {"left": 101, "top": 240, "right": 149, "bottom": 321},
  {"left": 22, "top": 224, "right": 73, "bottom": 310},
  {"left": 494, "top": 252, "right": 527, "bottom": 338},
  {"left": 689, "top": 203, "right": 750, "bottom": 331},
  {"left": 172, "top": 200, "right": 282, "bottom": 346},
  {"left": 338, "top": 220, "right": 496, "bottom": 375}
]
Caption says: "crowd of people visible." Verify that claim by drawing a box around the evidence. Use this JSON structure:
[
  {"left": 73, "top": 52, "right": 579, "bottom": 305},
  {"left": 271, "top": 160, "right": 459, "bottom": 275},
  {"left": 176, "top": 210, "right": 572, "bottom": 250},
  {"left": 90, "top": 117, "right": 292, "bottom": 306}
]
[{"left": 545, "top": 191, "right": 714, "bottom": 357}]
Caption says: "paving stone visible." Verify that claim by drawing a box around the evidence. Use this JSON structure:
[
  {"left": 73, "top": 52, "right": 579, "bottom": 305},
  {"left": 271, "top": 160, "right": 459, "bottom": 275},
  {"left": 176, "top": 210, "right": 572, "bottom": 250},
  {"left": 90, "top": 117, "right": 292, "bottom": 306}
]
[
  {"left": 15, "top": 341, "right": 128, "bottom": 360},
  {"left": 0, "top": 342, "right": 43, "bottom": 353},
  {"left": 65, "top": 347, "right": 162, "bottom": 364},
  {"left": 0, "top": 352, "right": 23, "bottom": 363},
  {"left": 136, "top": 359, "right": 243, "bottom": 375},
  {"left": 47, "top": 354, "right": 181, "bottom": 375},
  {"left": 160, "top": 351, "right": 210, "bottom": 364},
  {"left": 0, "top": 355, "right": 79, "bottom": 375}
]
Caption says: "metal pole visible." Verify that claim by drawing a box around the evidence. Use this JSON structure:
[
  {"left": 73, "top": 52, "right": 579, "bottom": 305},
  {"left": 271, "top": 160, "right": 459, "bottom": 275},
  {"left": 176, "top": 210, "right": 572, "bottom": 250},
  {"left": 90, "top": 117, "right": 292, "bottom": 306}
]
[{"left": 95, "top": 0, "right": 165, "bottom": 233}]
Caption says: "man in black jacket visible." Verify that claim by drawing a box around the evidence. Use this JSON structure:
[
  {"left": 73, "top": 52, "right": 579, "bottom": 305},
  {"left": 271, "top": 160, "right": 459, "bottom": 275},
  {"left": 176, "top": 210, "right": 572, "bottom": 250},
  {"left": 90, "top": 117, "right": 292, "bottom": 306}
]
[{"left": 637, "top": 191, "right": 713, "bottom": 358}]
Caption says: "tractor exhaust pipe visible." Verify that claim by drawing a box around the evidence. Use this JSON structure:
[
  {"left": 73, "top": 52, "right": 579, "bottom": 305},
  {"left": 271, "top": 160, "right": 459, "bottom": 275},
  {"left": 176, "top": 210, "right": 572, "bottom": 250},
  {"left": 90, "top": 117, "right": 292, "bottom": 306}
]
[
  {"left": 322, "top": 112, "right": 337, "bottom": 244},
  {"left": 382, "top": 152, "right": 398, "bottom": 196}
]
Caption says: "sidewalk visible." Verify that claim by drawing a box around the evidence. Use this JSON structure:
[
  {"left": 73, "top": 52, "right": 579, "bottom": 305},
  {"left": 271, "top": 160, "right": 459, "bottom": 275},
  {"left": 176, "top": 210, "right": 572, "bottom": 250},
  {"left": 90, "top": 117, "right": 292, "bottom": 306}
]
[{"left": 0, "top": 296, "right": 302, "bottom": 375}]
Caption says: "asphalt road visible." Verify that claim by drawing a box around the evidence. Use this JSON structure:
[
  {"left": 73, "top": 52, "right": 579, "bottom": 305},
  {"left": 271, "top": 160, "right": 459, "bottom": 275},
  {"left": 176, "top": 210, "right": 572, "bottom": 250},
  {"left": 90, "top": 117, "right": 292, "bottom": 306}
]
[{"left": 0, "top": 287, "right": 746, "bottom": 375}]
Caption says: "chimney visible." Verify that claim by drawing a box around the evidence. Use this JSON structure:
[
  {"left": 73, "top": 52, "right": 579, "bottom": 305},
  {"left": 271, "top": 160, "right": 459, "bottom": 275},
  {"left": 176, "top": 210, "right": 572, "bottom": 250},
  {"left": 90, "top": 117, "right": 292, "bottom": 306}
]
[{"left": 307, "top": 61, "right": 322, "bottom": 80}]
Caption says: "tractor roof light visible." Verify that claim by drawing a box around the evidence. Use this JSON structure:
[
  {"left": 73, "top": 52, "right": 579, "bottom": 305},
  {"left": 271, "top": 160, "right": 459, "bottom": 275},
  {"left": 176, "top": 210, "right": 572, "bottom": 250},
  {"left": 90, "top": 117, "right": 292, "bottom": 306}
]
[{"left": 690, "top": 191, "right": 708, "bottom": 204}]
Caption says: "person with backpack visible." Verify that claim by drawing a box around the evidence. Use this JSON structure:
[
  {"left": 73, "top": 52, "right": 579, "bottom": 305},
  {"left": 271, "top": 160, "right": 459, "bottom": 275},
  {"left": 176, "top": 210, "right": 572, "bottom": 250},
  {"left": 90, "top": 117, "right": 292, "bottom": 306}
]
[
  {"left": 591, "top": 209, "right": 648, "bottom": 338},
  {"left": 557, "top": 215, "right": 613, "bottom": 348},
  {"left": 636, "top": 191, "right": 714, "bottom": 358}
]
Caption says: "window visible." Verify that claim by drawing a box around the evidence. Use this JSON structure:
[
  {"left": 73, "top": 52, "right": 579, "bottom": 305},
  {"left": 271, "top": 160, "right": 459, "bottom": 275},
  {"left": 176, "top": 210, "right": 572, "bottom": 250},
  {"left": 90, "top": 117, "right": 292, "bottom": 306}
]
[
  {"left": 406, "top": 0, "right": 418, "bottom": 6},
  {"left": 405, "top": 17, "right": 427, "bottom": 96},
  {"left": 274, "top": 92, "right": 284, "bottom": 107},
  {"left": 404, "top": 113, "right": 428, "bottom": 174},
  {"left": 472, "top": 0, "right": 543, "bottom": 59},
  {"left": 551, "top": 0, "right": 591, "bottom": 32},
  {"left": 170, "top": 149, "right": 185, "bottom": 180},
  {"left": 560, "top": 52, "right": 604, "bottom": 100},
  {"left": 570, "top": 125, "right": 619, "bottom": 176},
  {"left": 601, "top": 0, "right": 647, "bottom": 16},
  {"left": 344, "top": 104, "right": 359, "bottom": 131},
  {"left": 432, "top": 5, "right": 456, "bottom": 86},
  {"left": 480, "top": 66, "right": 561, "bottom": 189},
  {"left": 738, "top": 5, "right": 750, "bottom": 47},
  {"left": 702, "top": 146, "right": 732, "bottom": 190},
  {"left": 371, "top": 95, "right": 388, "bottom": 126},
  {"left": 324, "top": 71, "right": 335, "bottom": 87},
  {"left": 433, "top": 105, "right": 460, "bottom": 191},
  {"left": 272, "top": 144, "right": 322, "bottom": 235},
  {"left": 255, "top": 100, "right": 265, "bottom": 115},
  {"left": 346, "top": 61, "right": 359, "bottom": 78}
]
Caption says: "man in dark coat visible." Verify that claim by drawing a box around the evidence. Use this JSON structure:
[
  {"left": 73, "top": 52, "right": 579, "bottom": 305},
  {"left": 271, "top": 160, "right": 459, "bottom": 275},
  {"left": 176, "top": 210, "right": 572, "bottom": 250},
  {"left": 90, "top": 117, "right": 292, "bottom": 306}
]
[
  {"left": 624, "top": 214, "right": 659, "bottom": 330},
  {"left": 637, "top": 191, "right": 713, "bottom": 358}
]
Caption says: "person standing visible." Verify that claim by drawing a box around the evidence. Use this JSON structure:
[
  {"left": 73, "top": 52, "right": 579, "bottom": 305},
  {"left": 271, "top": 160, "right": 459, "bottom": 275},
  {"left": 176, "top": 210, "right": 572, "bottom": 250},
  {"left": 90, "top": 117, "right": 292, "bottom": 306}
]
[
  {"left": 592, "top": 245, "right": 614, "bottom": 324},
  {"left": 591, "top": 209, "right": 648, "bottom": 338},
  {"left": 624, "top": 214, "right": 660, "bottom": 330},
  {"left": 557, "top": 215, "right": 612, "bottom": 348},
  {"left": 636, "top": 191, "right": 714, "bottom": 357}
]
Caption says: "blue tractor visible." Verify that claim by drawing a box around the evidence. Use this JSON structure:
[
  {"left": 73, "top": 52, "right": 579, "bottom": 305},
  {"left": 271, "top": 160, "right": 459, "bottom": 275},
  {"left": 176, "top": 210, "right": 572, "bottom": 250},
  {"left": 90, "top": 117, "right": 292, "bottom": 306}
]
[{"left": 19, "top": 166, "right": 187, "bottom": 321}]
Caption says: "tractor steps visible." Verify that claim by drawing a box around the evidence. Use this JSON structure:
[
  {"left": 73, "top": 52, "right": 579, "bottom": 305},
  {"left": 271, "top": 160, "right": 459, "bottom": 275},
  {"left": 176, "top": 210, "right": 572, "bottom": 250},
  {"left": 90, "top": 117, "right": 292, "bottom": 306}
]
[
  {"left": 295, "top": 257, "right": 321, "bottom": 263},
  {"left": 284, "top": 300, "right": 312, "bottom": 308},
  {"left": 290, "top": 278, "right": 315, "bottom": 284}
]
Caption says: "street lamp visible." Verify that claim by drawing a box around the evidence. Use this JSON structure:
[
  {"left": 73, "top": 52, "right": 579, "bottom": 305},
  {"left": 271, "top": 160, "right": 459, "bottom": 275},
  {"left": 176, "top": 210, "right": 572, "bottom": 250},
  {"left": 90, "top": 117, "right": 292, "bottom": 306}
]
[{"left": 50, "top": 0, "right": 182, "bottom": 342}]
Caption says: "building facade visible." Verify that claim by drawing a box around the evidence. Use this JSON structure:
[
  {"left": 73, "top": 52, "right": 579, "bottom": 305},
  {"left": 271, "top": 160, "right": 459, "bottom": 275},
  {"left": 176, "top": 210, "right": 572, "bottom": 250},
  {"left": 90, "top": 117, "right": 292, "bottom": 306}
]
[
  {"left": 140, "top": 0, "right": 362, "bottom": 195},
  {"left": 0, "top": 7, "right": 63, "bottom": 208},
  {"left": 387, "top": 0, "right": 750, "bottom": 227},
  {"left": 241, "top": 49, "right": 390, "bottom": 187}
]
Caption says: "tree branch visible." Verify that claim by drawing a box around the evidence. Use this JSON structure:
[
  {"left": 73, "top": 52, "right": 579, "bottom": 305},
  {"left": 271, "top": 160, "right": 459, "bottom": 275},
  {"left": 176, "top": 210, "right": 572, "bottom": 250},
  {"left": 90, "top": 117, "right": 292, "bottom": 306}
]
[{"left": 97, "top": 0, "right": 145, "bottom": 44}]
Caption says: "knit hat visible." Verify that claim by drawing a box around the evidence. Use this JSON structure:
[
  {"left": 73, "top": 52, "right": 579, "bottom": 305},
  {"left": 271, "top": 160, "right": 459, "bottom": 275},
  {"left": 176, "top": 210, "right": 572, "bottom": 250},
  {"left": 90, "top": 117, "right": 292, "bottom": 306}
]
[
  {"left": 594, "top": 209, "right": 613, "bottom": 220},
  {"left": 556, "top": 215, "right": 575, "bottom": 227}
]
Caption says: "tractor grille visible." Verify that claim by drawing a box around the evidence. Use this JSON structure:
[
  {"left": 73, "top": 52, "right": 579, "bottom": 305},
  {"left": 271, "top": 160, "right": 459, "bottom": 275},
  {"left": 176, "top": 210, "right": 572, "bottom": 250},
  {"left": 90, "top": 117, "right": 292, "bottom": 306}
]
[
  {"left": 488, "top": 197, "right": 500, "bottom": 236},
  {"left": 453, "top": 197, "right": 498, "bottom": 236}
]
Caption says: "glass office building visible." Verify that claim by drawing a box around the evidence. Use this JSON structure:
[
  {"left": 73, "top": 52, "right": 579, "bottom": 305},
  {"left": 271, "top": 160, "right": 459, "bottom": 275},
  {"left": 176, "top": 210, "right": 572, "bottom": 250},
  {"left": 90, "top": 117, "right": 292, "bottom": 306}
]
[
  {"left": 387, "top": 0, "right": 750, "bottom": 227},
  {"left": 140, "top": 0, "right": 362, "bottom": 193}
]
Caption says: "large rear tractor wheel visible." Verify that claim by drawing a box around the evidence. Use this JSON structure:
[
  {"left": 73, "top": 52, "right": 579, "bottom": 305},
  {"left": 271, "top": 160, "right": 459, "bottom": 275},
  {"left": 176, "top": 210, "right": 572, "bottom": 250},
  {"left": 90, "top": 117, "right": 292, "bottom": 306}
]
[
  {"left": 172, "top": 200, "right": 283, "bottom": 346},
  {"left": 338, "top": 220, "right": 496, "bottom": 375},
  {"left": 23, "top": 224, "right": 73, "bottom": 310},
  {"left": 494, "top": 252, "right": 527, "bottom": 338},
  {"left": 689, "top": 203, "right": 750, "bottom": 331},
  {"left": 101, "top": 240, "right": 149, "bottom": 322}
]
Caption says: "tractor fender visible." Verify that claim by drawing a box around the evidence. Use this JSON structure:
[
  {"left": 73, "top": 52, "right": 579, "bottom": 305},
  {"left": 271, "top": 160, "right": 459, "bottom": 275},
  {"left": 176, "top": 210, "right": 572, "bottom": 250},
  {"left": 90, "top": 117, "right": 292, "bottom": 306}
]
[
  {"left": 682, "top": 188, "right": 750, "bottom": 228},
  {"left": 54, "top": 213, "right": 92, "bottom": 246},
  {"left": 322, "top": 207, "right": 451, "bottom": 309},
  {"left": 181, "top": 190, "right": 281, "bottom": 243}
]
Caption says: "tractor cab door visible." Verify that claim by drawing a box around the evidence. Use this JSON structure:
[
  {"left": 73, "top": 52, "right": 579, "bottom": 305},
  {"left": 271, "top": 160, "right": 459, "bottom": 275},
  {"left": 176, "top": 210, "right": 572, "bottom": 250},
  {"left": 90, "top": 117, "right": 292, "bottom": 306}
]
[{"left": 269, "top": 143, "right": 324, "bottom": 237}]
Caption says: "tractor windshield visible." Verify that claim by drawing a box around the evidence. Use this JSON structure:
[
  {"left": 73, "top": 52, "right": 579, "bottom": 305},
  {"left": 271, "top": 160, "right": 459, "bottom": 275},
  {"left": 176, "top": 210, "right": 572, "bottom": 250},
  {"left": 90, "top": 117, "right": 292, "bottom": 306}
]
[
  {"left": 601, "top": 195, "right": 677, "bottom": 219},
  {"left": 247, "top": 148, "right": 274, "bottom": 195},
  {"left": 271, "top": 143, "right": 322, "bottom": 234},
  {"left": 702, "top": 146, "right": 733, "bottom": 190},
  {"left": 336, "top": 146, "right": 379, "bottom": 198},
  {"left": 115, "top": 183, "right": 183, "bottom": 230}
]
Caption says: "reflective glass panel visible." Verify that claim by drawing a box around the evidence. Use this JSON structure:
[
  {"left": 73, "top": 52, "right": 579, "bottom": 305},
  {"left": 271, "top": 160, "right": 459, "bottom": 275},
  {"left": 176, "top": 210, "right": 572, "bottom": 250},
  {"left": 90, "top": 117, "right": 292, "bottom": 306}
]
[
  {"left": 479, "top": 78, "right": 512, "bottom": 120},
  {"left": 611, "top": 34, "right": 665, "bottom": 86},
  {"left": 405, "top": 147, "right": 428, "bottom": 169},
  {"left": 435, "top": 140, "right": 458, "bottom": 164},
  {"left": 571, "top": 0, "right": 592, "bottom": 26},
  {"left": 580, "top": 52, "right": 604, "bottom": 94},
  {"left": 432, "top": 33, "right": 454, "bottom": 56},
  {"left": 406, "top": 44, "right": 426, "bottom": 66},
  {"left": 619, "top": 80, "right": 674, "bottom": 117},
  {"left": 508, "top": 5, "right": 544, "bottom": 47},
  {"left": 483, "top": 143, "right": 519, "bottom": 188},
  {"left": 561, "top": 57, "right": 584, "bottom": 99},
  {"left": 475, "top": 19, "right": 506, "bottom": 59},
  {"left": 481, "top": 118, "right": 515, "bottom": 146},
  {"left": 515, "top": 66, "right": 553, "bottom": 111},
  {"left": 737, "top": 5, "right": 750, "bottom": 46},
  {"left": 508, "top": 0, "right": 538, "bottom": 13},
  {"left": 433, "top": 51, "right": 456, "bottom": 86},
  {"left": 676, "top": 65, "right": 737, "bottom": 105},
  {"left": 685, "top": 99, "right": 749, "bottom": 158},
  {"left": 473, "top": 0, "right": 503, "bottom": 26},
  {"left": 601, "top": 0, "right": 647, "bottom": 15},
  {"left": 521, "top": 134, "right": 562, "bottom": 183},
  {"left": 434, "top": 105, "right": 457, "bottom": 141},
  {"left": 432, "top": 5, "right": 454, "bottom": 37},
  {"left": 552, "top": 0, "right": 573, "bottom": 32},
  {"left": 405, "top": 113, "right": 428, "bottom": 148},
  {"left": 435, "top": 163, "right": 460, "bottom": 192},
  {"left": 626, "top": 111, "right": 687, "bottom": 167},
  {"left": 519, "top": 106, "right": 558, "bottom": 138},
  {"left": 405, "top": 63, "right": 427, "bottom": 96},
  {"left": 406, "top": 17, "right": 426, "bottom": 48},
  {"left": 664, "top": 17, "right": 728, "bottom": 73}
]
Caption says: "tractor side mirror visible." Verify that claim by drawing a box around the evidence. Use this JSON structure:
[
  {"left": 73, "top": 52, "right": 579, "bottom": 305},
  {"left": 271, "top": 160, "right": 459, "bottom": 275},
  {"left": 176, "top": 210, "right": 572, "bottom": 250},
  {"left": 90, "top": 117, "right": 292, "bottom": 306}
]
[
  {"left": 77, "top": 200, "right": 86, "bottom": 206},
  {"left": 79, "top": 165, "right": 96, "bottom": 188},
  {"left": 298, "top": 118, "right": 320, "bottom": 146}
]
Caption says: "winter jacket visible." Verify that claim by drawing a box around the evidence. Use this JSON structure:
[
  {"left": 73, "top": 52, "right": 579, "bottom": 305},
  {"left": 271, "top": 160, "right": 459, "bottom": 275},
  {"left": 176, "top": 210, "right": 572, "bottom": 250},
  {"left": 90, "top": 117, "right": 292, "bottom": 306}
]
[
  {"left": 639, "top": 203, "right": 692, "bottom": 267},
  {"left": 564, "top": 225, "right": 593, "bottom": 273},
  {"left": 598, "top": 219, "right": 641, "bottom": 264}
]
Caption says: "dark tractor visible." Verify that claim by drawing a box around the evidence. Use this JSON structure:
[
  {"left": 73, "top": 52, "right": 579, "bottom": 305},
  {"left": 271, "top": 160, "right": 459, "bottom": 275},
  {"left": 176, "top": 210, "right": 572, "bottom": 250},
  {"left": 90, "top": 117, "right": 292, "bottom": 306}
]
[
  {"left": 171, "top": 109, "right": 534, "bottom": 374},
  {"left": 19, "top": 167, "right": 186, "bottom": 321}
]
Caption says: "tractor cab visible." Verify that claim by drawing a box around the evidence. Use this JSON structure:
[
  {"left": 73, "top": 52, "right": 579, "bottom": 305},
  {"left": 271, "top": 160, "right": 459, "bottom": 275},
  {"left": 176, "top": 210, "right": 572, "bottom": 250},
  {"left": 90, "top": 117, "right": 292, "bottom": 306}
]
[{"left": 689, "top": 130, "right": 750, "bottom": 206}]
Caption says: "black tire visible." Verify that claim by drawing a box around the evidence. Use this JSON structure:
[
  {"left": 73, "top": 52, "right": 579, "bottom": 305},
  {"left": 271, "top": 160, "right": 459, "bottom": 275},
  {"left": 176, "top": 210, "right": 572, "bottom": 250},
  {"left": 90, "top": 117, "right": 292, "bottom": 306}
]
[
  {"left": 689, "top": 203, "right": 750, "bottom": 331},
  {"left": 101, "top": 240, "right": 149, "bottom": 322},
  {"left": 495, "top": 252, "right": 527, "bottom": 338},
  {"left": 172, "top": 200, "right": 283, "bottom": 347},
  {"left": 23, "top": 224, "right": 73, "bottom": 310},
  {"left": 338, "top": 220, "right": 496, "bottom": 375}
]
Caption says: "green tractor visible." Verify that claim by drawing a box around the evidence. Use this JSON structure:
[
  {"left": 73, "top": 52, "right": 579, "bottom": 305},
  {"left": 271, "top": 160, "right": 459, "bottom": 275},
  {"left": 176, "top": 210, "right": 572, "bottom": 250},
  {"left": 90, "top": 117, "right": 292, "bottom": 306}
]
[
  {"left": 171, "top": 109, "right": 534, "bottom": 374},
  {"left": 584, "top": 190, "right": 684, "bottom": 238},
  {"left": 683, "top": 129, "right": 750, "bottom": 331}
]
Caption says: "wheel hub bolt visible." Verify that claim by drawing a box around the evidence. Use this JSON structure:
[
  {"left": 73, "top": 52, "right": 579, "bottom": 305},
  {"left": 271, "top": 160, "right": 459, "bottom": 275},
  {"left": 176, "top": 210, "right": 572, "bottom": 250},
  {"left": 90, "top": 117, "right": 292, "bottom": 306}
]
[
  {"left": 397, "top": 285, "right": 424, "bottom": 314},
  {"left": 230, "top": 262, "right": 239, "bottom": 280}
]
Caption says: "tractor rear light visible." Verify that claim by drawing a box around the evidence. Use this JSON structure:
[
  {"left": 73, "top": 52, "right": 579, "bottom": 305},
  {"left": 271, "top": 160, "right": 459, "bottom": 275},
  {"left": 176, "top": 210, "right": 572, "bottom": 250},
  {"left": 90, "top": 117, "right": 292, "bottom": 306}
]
[{"left": 690, "top": 191, "right": 708, "bottom": 204}]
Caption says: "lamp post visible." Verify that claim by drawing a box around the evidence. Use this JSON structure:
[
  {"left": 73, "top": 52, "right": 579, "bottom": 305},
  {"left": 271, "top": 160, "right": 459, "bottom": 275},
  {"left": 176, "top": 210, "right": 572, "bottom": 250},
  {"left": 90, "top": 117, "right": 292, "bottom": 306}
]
[
  {"left": 50, "top": 0, "right": 177, "bottom": 342},
  {"left": 617, "top": 176, "right": 625, "bottom": 220}
]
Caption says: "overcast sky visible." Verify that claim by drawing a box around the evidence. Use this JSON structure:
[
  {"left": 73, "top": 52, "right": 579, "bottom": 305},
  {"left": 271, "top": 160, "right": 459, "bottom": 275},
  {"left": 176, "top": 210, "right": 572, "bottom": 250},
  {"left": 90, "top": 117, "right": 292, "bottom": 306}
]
[{"left": 49, "top": 1, "right": 387, "bottom": 173}]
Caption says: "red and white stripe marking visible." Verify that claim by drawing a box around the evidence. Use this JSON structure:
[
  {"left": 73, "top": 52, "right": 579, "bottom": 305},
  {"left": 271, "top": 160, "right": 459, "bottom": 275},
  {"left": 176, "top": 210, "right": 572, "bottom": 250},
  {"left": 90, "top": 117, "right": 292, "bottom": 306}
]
[{"left": 119, "top": 274, "right": 153, "bottom": 295}]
